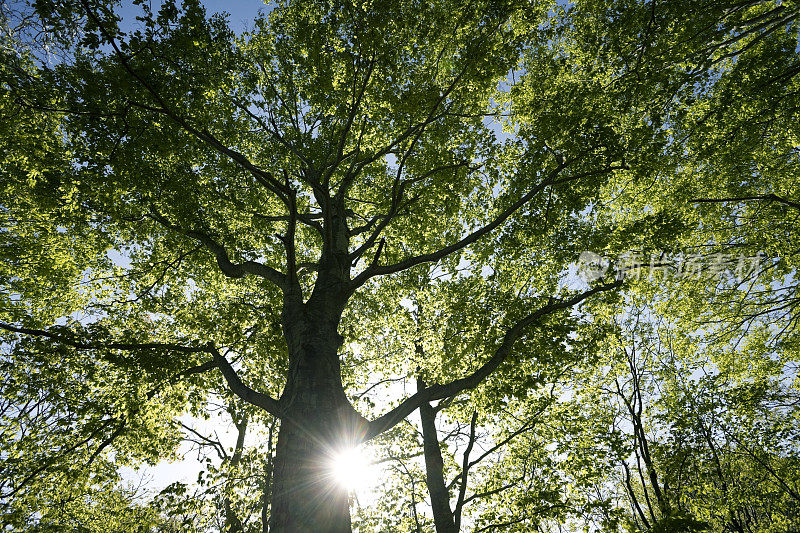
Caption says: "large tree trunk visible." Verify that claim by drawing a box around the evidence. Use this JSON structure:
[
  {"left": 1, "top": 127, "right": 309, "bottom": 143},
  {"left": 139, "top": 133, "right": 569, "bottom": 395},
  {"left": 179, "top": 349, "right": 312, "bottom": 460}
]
[
  {"left": 269, "top": 297, "right": 364, "bottom": 532},
  {"left": 269, "top": 409, "right": 352, "bottom": 532}
]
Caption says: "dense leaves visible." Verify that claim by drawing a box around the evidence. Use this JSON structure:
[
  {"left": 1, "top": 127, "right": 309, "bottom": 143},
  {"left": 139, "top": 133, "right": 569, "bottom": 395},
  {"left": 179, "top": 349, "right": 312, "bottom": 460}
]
[{"left": 1, "top": 0, "right": 798, "bottom": 531}]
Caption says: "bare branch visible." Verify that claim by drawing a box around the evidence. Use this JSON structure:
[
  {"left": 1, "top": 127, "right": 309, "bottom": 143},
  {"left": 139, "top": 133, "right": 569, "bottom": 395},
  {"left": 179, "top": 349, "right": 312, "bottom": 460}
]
[{"left": 180, "top": 421, "right": 228, "bottom": 461}]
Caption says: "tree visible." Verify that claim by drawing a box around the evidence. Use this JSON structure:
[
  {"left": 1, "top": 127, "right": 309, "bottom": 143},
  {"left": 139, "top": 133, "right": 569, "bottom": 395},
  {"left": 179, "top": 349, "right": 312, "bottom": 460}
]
[
  {"left": 572, "top": 302, "right": 800, "bottom": 532},
  {"left": 1, "top": 0, "right": 799, "bottom": 531}
]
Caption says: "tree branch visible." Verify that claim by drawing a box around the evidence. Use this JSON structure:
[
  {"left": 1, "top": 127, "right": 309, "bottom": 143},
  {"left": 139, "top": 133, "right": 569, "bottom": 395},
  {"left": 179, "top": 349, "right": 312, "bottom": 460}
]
[
  {"left": 185, "top": 229, "right": 286, "bottom": 289},
  {"left": 0, "top": 338, "right": 218, "bottom": 499},
  {"left": 454, "top": 411, "right": 478, "bottom": 530},
  {"left": 348, "top": 160, "right": 473, "bottom": 263},
  {"left": 364, "top": 280, "right": 621, "bottom": 440},
  {"left": 0, "top": 323, "right": 283, "bottom": 418},
  {"left": 691, "top": 194, "right": 800, "bottom": 211},
  {"left": 146, "top": 210, "right": 287, "bottom": 291},
  {"left": 0, "top": 322, "right": 210, "bottom": 354},
  {"left": 78, "top": 0, "right": 289, "bottom": 202},
  {"left": 350, "top": 162, "right": 568, "bottom": 290},
  {"left": 206, "top": 343, "right": 282, "bottom": 418}
]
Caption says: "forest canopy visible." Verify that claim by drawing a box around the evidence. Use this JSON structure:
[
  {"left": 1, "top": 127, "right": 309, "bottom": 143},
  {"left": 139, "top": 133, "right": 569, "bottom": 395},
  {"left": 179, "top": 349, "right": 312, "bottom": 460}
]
[{"left": 1, "top": 0, "right": 799, "bottom": 531}]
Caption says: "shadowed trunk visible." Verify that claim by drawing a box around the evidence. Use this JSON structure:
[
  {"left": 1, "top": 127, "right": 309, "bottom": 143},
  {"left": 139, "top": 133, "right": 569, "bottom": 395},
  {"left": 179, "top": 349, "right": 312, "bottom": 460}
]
[
  {"left": 269, "top": 408, "right": 351, "bottom": 532},
  {"left": 269, "top": 291, "right": 365, "bottom": 532},
  {"left": 223, "top": 412, "right": 248, "bottom": 533},
  {"left": 418, "top": 377, "right": 458, "bottom": 533}
]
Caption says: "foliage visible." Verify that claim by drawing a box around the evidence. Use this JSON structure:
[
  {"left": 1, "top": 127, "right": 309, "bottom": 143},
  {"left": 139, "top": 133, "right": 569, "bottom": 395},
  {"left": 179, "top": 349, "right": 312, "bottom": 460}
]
[{"left": 1, "top": 0, "right": 798, "bottom": 530}]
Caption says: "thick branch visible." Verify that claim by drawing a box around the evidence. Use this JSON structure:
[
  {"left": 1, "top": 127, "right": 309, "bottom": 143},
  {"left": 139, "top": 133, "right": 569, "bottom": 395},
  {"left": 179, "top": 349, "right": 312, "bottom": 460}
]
[
  {"left": 146, "top": 210, "right": 287, "bottom": 291},
  {"left": 274, "top": 172, "right": 302, "bottom": 296},
  {"left": 185, "top": 229, "right": 287, "bottom": 289},
  {"left": 351, "top": 162, "right": 568, "bottom": 290},
  {"left": 253, "top": 210, "right": 323, "bottom": 234},
  {"left": 364, "top": 280, "right": 621, "bottom": 440},
  {"left": 418, "top": 375, "right": 458, "bottom": 533},
  {"left": 0, "top": 323, "right": 283, "bottom": 418},
  {"left": 0, "top": 322, "right": 210, "bottom": 354},
  {"left": 206, "top": 343, "right": 282, "bottom": 418}
]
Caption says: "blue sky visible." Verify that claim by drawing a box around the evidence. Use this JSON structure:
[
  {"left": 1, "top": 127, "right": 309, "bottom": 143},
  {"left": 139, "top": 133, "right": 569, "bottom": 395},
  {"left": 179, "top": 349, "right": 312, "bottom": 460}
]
[{"left": 115, "top": 0, "right": 273, "bottom": 34}]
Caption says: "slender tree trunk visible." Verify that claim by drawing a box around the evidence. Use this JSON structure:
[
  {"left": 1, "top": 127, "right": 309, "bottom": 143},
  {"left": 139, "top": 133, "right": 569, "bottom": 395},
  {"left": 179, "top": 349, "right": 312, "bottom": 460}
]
[
  {"left": 418, "top": 377, "right": 458, "bottom": 533},
  {"left": 262, "top": 419, "right": 276, "bottom": 533},
  {"left": 224, "top": 412, "right": 248, "bottom": 533},
  {"left": 268, "top": 298, "right": 365, "bottom": 532}
]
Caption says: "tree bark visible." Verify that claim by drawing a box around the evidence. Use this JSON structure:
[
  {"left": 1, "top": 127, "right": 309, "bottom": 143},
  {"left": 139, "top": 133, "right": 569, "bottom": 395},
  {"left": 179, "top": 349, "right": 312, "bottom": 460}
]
[
  {"left": 418, "top": 377, "right": 459, "bottom": 533},
  {"left": 269, "top": 410, "right": 352, "bottom": 532},
  {"left": 224, "top": 412, "right": 248, "bottom": 533},
  {"left": 268, "top": 298, "right": 366, "bottom": 532}
]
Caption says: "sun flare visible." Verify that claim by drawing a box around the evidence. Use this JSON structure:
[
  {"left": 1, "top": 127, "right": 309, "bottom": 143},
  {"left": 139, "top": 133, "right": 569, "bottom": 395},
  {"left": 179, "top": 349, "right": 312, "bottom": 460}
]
[{"left": 331, "top": 446, "right": 374, "bottom": 491}]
